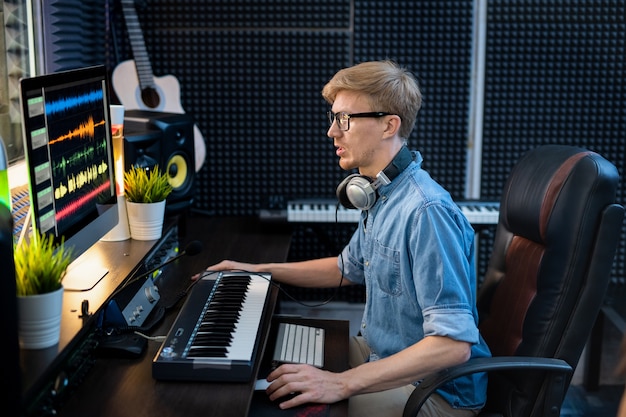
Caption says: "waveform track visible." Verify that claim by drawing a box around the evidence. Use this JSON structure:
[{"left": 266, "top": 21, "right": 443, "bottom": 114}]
[
  {"left": 54, "top": 161, "right": 110, "bottom": 199},
  {"left": 52, "top": 139, "right": 108, "bottom": 178},
  {"left": 45, "top": 88, "right": 104, "bottom": 116},
  {"left": 49, "top": 115, "right": 106, "bottom": 145},
  {"left": 55, "top": 179, "right": 112, "bottom": 223}
]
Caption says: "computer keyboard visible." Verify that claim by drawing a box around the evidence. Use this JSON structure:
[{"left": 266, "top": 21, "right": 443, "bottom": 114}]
[
  {"left": 272, "top": 322, "right": 324, "bottom": 368},
  {"left": 10, "top": 183, "right": 30, "bottom": 239}
]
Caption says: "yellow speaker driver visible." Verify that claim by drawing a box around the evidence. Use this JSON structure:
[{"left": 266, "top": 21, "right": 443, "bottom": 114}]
[{"left": 167, "top": 154, "right": 188, "bottom": 190}]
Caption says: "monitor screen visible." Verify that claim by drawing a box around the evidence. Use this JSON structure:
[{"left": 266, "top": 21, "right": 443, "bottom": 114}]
[{"left": 19, "top": 65, "right": 118, "bottom": 290}]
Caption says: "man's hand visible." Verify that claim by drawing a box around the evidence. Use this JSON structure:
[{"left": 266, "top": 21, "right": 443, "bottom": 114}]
[
  {"left": 266, "top": 363, "right": 348, "bottom": 409},
  {"left": 191, "top": 260, "right": 257, "bottom": 280}
]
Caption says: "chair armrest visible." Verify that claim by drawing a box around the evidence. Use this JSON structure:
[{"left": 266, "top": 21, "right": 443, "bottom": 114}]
[{"left": 402, "top": 356, "right": 573, "bottom": 417}]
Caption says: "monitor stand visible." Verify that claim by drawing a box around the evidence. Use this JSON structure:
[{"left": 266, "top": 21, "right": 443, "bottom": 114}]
[
  {"left": 63, "top": 259, "right": 109, "bottom": 292},
  {"left": 17, "top": 213, "right": 110, "bottom": 292}
]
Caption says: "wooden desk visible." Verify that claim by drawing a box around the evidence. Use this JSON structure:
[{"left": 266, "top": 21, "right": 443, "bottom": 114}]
[
  {"left": 20, "top": 219, "right": 180, "bottom": 409},
  {"left": 42, "top": 215, "right": 347, "bottom": 417},
  {"left": 252, "top": 316, "right": 350, "bottom": 417}
]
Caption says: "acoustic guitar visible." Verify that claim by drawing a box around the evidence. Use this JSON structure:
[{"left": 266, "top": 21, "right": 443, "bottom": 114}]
[{"left": 112, "top": 0, "right": 206, "bottom": 172}]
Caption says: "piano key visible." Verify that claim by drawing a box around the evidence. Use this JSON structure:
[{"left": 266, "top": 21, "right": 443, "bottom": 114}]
[
  {"left": 287, "top": 198, "right": 499, "bottom": 225},
  {"left": 186, "top": 275, "right": 267, "bottom": 360},
  {"left": 456, "top": 201, "right": 500, "bottom": 225},
  {"left": 225, "top": 275, "right": 270, "bottom": 360},
  {"left": 287, "top": 199, "right": 360, "bottom": 223},
  {"left": 152, "top": 272, "right": 273, "bottom": 382},
  {"left": 186, "top": 276, "right": 252, "bottom": 358}
]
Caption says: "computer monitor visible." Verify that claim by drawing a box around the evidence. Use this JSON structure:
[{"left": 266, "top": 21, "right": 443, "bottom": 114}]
[{"left": 18, "top": 65, "right": 119, "bottom": 290}]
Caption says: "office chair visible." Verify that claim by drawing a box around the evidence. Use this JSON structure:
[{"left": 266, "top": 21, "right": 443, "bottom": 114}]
[{"left": 403, "top": 145, "right": 624, "bottom": 417}]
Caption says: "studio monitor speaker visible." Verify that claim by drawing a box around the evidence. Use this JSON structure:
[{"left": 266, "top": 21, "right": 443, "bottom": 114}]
[{"left": 123, "top": 110, "right": 196, "bottom": 213}]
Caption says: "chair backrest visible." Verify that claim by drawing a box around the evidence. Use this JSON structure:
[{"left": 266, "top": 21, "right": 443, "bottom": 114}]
[{"left": 476, "top": 144, "right": 624, "bottom": 416}]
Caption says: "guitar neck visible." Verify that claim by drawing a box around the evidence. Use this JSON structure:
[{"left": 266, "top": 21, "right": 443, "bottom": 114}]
[{"left": 121, "top": 0, "right": 155, "bottom": 89}]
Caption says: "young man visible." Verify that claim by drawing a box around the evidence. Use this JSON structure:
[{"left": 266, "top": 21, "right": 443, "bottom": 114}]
[{"left": 203, "top": 60, "right": 490, "bottom": 416}]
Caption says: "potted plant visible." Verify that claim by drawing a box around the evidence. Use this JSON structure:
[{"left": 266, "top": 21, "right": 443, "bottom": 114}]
[
  {"left": 124, "top": 164, "right": 173, "bottom": 204},
  {"left": 123, "top": 165, "right": 173, "bottom": 240},
  {"left": 14, "top": 230, "right": 74, "bottom": 349}
]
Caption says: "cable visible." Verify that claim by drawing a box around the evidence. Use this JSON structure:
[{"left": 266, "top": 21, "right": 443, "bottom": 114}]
[
  {"left": 133, "top": 331, "right": 166, "bottom": 342},
  {"left": 163, "top": 270, "right": 220, "bottom": 310},
  {"left": 208, "top": 261, "right": 348, "bottom": 309}
]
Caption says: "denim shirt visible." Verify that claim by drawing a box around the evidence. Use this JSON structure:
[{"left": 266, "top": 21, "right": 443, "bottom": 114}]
[{"left": 338, "top": 151, "right": 491, "bottom": 409}]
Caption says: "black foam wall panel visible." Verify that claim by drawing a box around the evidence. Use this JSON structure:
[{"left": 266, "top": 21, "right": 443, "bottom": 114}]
[
  {"left": 353, "top": 1, "right": 475, "bottom": 200},
  {"left": 481, "top": 1, "right": 626, "bottom": 292},
  {"left": 38, "top": 0, "right": 110, "bottom": 73},
  {"left": 113, "top": 0, "right": 474, "bottom": 215},
  {"left": 113, "top": 0, "right": 352, "bottom": 218}
]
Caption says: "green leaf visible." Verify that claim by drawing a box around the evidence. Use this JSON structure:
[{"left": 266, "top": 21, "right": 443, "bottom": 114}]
[
  {"left": 14, "top": 230, "right": 74, "bottom": 296},
  {"left": 123, "top": 165, "right": 173, "bottom": 203}
]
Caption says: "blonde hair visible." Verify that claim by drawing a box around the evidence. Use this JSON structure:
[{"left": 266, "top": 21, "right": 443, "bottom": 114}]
[{"left": 321, "top": 60, "right": 422, "bottom": 139}]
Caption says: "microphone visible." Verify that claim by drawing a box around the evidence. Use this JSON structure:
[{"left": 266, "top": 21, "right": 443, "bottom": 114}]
[{"left": 182, "top": 239, "right": 203, "bottom": 256}]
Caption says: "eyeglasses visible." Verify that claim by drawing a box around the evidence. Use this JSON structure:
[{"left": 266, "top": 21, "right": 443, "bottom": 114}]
[{"left": 327, "top": 111, "right": 394, "bottom": 131}]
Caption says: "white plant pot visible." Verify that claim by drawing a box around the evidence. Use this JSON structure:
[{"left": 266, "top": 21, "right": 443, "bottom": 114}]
[
  {"left": 126, "top": 200, "right": 166, "bottom": 241},
  {"left": 17, "top": 285, "right": 64, "bottom": 349}
]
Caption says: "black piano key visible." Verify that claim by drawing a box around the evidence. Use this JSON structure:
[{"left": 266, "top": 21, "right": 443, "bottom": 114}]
[
  {"left": 201, "top": 316, "right": 238, "bottom": 325},
  {"left": 193, "top": 333, "right": 233, "bottom": 347},
  {"left": 185, "top": 275, "right": 254, "bottom": 358},
  {"left": 203, "top": 309, "right": 241, "bottom": 318},
  {"left": 153, "top": 272, "right": 273, "bottom": 382},
  {"left": 187, "top": 347, "right": 228, "bottom": 357},
  {"left": 194, "top": 329, "right": 233, "bottom": 341}
]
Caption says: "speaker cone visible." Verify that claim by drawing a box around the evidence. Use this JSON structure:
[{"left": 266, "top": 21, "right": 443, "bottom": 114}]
[{"left": 167, "top": 153, "right": 190, "bottom": 191}]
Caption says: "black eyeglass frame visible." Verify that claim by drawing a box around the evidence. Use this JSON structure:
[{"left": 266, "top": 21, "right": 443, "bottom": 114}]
[{"left": 327, "top": 111, "right": 394, "bottom": 131}]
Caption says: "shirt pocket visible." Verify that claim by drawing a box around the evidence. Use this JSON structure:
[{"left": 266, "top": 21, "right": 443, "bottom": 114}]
[{"left": 371, "top": 240, "right": 402, "bottom": 296}]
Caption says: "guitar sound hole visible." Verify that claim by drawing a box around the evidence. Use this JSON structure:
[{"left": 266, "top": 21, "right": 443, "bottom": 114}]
[{"left": 141, "top": 87, "right": 161, "bottom": 108}]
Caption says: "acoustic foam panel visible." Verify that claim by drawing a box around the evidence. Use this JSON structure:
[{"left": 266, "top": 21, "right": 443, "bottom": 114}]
[
  {"left": 123, "top": 0, "right": 351, "bottom": 216},
  {"left": 353, "top": 1, "right": 475, "bottom": 201},
  {"left": 481, "top": 0, "right": 626, "bottom": 288}
]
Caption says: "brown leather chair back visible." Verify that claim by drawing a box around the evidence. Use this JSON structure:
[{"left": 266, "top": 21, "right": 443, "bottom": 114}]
[{"left": 477, "top": 145, "right": 623, "bottom": 416}]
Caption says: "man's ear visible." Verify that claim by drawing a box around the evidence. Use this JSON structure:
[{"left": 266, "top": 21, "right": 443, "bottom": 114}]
[{"left": 383, "top": 114, "right": 402, "bottom": 138}]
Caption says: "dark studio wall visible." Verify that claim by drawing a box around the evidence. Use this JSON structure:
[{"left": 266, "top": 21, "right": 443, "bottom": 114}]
[{"left": 40, "top": 0, "right": 626, "bottom": 303}]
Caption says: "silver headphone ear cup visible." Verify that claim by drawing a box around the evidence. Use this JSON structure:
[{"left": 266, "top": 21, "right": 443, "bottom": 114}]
[
  {"left": 336, "top": 147, "right": 414, "bottom": 211},
  {"left": 344, "top": 176, "right": 376, "bottom": 210},
  {"left": 336, "top": 174, "right": 360, "bottom": 209}
]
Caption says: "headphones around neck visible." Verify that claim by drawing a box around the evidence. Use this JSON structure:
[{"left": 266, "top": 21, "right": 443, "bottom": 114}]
[{"left": 336, "top": 146, "right": 413, "bottom": 210}]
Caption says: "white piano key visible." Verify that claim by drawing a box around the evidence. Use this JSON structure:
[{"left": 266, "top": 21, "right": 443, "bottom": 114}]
[
  {"left": 224, "top": 274, "right": 271, "bottom": 361},
  {"left": 288, "top": 199, "right": 360, "bottom": 223},
  {"left": 458, "top": 201, "right": 499, "bottom": 225},
  {"left": 288, "top": 198, "right": 499, "bottom": 225}
]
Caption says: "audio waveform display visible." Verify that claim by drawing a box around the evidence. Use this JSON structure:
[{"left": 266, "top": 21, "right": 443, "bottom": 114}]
[
  {"left": 55, "top": 179, "right": 112, "bottom": 224},
  {"left": 48, "top": 115, "right": 106, "bottom": 145},
  {"left": 39, "top": 83, "right": 113, "bottom": 233},
  {"left": 52, "top": 138, "right": 108, "bottom": 179},
  {"left": 21, "top": 74, "right": 116, "bottom": 237},
  {"left": 54, "top": 161, "right": 110, "bottom": 199},
  {"left": 45, "top": 88, "right": 104, "bottom": 116}
]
